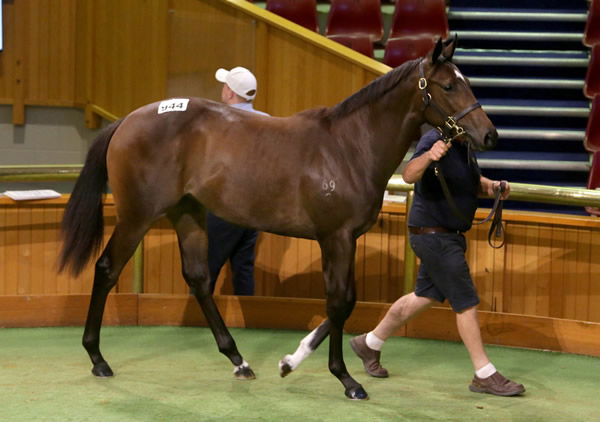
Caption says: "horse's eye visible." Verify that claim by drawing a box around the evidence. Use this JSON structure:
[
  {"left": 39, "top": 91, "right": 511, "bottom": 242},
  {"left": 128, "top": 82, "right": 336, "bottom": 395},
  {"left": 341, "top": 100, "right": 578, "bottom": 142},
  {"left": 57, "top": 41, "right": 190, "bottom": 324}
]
[{"left": 443, "top": 84, "right": 454, "bottom": 92}]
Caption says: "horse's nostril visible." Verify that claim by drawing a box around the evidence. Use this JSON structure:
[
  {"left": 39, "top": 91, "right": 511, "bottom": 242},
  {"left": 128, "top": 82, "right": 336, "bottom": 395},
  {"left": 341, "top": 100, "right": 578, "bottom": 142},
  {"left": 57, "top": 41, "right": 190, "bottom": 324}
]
[{"left": 485, "top": 129, "right": 498, "bottom": 149}]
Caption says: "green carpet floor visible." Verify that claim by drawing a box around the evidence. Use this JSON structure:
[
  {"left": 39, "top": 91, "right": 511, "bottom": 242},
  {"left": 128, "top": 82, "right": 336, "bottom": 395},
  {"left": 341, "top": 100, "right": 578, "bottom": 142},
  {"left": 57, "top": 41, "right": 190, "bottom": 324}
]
[{"left": 0, "top": 326, "right": 598, "bottom": 421}]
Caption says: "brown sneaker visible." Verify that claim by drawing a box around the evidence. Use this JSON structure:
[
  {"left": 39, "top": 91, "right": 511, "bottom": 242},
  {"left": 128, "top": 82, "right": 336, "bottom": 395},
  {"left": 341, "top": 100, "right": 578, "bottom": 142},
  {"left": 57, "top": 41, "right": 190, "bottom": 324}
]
[
  {"left": 469, "top": 371, "right": 525, "bottom": 396},
  {"left": 349, "top": 334, "right": 389, "bottom": 378}
]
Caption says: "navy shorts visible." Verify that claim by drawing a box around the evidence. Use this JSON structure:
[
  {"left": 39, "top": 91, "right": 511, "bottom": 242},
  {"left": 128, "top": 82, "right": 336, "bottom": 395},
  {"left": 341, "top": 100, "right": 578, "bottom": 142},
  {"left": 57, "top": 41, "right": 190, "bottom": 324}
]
[{"left": 409, "top": 232, "right": 480, "bottom": 313}]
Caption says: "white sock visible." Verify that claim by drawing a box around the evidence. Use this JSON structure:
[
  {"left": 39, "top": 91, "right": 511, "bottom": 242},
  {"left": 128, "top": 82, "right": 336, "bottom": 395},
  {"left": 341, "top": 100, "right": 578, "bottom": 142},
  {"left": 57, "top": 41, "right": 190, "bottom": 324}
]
[
  {"left": 475, "top": 362, "right": 497, "bottom": 379},
  {"left": 365, "top": 331, "right": 385, "bottom": 351}
]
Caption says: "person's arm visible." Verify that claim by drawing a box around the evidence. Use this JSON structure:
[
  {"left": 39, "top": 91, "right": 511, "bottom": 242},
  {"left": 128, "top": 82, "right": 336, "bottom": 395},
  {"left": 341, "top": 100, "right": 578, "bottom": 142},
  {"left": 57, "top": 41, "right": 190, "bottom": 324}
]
[
  {"left": 402, "top": 140, "right": 451, "bottom": 184},
  {"left": 479, "top": 175, "right": 511, "bottom": 199}
]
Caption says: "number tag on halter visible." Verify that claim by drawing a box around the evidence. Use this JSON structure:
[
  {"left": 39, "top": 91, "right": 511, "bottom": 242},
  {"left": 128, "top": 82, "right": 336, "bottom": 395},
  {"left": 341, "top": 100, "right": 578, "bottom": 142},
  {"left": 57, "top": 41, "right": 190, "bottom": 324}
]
[{"left": 157, "top": 98, "right": 189, "bottom": 114}]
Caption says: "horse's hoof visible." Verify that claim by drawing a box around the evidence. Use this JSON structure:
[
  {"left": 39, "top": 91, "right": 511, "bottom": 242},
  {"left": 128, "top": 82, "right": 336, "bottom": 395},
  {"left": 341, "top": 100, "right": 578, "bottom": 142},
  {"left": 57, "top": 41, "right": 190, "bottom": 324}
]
[
  {"left": 234, "top": 362, "right": 256, "bottom": 380},
  {"left": 345, "top": 386, "right": 369, "bottom": 400},
  {"left": 279, "top": 359, "right": 293, "bottom": 378},
  {"left": 91, "top": 362, "right": 114, "bottom": 377}
]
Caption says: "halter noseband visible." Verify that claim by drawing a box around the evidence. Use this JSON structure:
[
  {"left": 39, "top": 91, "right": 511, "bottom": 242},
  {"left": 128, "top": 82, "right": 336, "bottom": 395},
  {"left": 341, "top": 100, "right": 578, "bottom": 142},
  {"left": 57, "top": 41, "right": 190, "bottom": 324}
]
[{"left": 418, "top": 59, "right": 481, "bottom": 143}]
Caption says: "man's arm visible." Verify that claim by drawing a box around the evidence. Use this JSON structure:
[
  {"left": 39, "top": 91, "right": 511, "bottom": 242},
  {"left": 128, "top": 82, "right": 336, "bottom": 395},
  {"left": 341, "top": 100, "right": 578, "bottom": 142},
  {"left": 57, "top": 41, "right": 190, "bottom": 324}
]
[{"left": 402, "top": 140, "right": 451, "bottom": 184}]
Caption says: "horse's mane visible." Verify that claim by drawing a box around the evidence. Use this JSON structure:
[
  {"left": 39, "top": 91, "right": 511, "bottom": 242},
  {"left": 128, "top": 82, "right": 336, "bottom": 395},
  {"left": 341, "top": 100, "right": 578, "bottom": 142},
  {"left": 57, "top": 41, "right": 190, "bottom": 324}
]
[{"left": 327, "top": 58, "right": 421, "bottom": 120}]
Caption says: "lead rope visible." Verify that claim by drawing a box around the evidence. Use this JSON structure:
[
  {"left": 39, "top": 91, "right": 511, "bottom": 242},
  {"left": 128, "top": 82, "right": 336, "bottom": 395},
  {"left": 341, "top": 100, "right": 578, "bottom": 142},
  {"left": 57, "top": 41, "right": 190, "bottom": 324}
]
[{"left": 434, "top": 162, "right": 506, "bottom": 248}]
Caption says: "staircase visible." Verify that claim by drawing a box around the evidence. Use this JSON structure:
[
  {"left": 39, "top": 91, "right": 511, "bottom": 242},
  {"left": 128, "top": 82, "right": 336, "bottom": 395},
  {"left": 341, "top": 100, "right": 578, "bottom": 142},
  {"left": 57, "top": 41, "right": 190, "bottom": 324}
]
[{"left": 447, "top": 0, "right": 591, "bottom": 213}]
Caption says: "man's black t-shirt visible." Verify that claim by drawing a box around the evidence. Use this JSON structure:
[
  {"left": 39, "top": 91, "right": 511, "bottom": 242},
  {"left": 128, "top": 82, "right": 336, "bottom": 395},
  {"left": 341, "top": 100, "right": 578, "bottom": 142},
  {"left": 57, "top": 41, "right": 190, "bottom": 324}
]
[{"left": 407, "top": 129, "right": 481, "bottom": 232}]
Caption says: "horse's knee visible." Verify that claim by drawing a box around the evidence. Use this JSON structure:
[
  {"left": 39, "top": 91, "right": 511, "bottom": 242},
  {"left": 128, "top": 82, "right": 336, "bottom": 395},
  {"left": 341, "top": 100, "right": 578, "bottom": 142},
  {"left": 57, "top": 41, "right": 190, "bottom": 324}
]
[
  {"left": 326, "top": 296, "right": 356, "bottom": 323},
  {"left": 183, "top": 262, "right": 211, "bottom": 296}
]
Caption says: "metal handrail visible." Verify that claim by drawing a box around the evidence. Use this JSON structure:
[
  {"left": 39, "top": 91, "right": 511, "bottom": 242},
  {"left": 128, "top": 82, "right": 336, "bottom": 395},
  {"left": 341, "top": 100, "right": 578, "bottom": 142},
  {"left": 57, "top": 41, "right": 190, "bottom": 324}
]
[
  {"left": 3, "top": 168, "right": 600, "bottom": 208},
  {"left": 386, "top": 175, "right": 600, "bottom": 208}
]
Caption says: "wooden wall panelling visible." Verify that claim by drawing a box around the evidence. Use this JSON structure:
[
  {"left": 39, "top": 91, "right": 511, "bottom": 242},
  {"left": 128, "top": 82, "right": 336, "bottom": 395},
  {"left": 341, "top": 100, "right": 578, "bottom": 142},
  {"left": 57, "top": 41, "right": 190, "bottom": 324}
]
[
  {"left": 588, "top": 232, "right": 600, "bottom": 322},
  {"left": 263, "top": 27, "right": 375, "bottom": 116},
  {"left": 0, "top": 201, "right": 133, "bottom": 296},
  {"left": 549, "top": 226, "right": 566, "bottom": 318},
  {"left": 387, "top": 213, "right": 405, "bottom": 303},
  {"left": 3, "top": 206, "right": 19, "bottom": 294},
  {"left": 30, "top": 206, "right": 45, "bottom": 293},
  {"left": 16, "top": 203, "right": 32, "bottom": 294},
  {"left": 536, "top": 225, "right": 553, "bottom": 317},
  {"left": 574, "top": 228, "right": 591, "bottom": 321},
  {"left": 522, "top": 223, "right": 539, "bottom": 316},
  {"left": 294, "top": 238, "right": 314, "bottom": 298},
  {"left": 42, "top": 207, "right": 60, "bottom": 294},
  {"left": 89, "top": 0, "right": 168, "bottom": 118},
  {"left": 0, "top": 203, "right": 5, "bottom": 295},
  {"left": 166, "top": 0, "right": 256, "bottom": 102},
  {"left": 363, "top": 216, "right": 384, "bottom": 302},
  {"left": 16, "top": 0, "right": 78, "bottom": 107},
  {"left": 0, "top": 1, "right": 15, "bottom": 103},
  {"left": 12, "top": 0, "right": 24, "bottom": 123}
]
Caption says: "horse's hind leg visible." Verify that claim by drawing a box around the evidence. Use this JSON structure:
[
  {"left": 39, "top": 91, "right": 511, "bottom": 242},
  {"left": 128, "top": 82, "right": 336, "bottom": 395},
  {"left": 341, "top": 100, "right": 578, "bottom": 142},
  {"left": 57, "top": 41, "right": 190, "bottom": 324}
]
[
  {"left": 279, "top": 319, "right": 330, "bottom": 377},
  {"left": 168, "top": 197, "right": 254, "bottom": 380},
  {"left": 83, "top": 221, "right": 149, "bottom": 376}
]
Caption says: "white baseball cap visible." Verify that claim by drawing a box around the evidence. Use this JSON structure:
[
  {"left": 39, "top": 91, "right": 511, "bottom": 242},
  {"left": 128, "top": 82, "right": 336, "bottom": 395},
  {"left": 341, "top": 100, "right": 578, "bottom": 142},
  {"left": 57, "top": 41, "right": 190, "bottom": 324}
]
[{"left": 215, "top": 66, "right": 257, "bottom": 101}]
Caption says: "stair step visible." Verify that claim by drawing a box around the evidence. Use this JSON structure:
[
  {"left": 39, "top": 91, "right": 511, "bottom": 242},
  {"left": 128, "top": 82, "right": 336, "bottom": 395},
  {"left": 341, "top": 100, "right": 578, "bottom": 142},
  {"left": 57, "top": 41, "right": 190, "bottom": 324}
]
[
  {"left": 477, "top": 159, "right": 589, "bottom": 172},
  {"left": 480, "top": 99, "right": 590, "bottom": 117},
  {"left": 497, "top": 128, "right": 585, "bottom": 141},
  {"left": 469, "top": 77, "right": 584, "bottom": 90},
  {"left": 476, "top": 150, "right": 590, "bottom": 171},
  {"left": 456, "top": 30, "right": 584, "bottom": 42},
  {"left": 449, "top": 9, "right": 588, "bottom": 22},
  {"left": 454, "top": 49, "right": 589, "bottom": 68}
]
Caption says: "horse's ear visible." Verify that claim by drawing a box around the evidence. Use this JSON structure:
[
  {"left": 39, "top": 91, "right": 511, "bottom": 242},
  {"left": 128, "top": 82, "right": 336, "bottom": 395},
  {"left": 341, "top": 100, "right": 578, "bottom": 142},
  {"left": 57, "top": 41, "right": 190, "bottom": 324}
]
[
  {"left": 431, "top": 37, "right": 443, "bottom": 64},
  {"left": 442, "top": 34, "right": 458, "bottom": 61}
]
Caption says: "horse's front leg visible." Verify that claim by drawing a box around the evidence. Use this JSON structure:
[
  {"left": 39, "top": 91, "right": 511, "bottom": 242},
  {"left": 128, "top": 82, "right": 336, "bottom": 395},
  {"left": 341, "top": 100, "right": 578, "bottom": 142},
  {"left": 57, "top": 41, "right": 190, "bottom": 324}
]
[
  {"left": 320, "top": 233, "right": 367, "bottom": 400},
  {"left": 279, "top": 319, "right": 331, "bottom": 377},
  {"left": 169, "top": 203, "right": 254, "bottom": 380}
]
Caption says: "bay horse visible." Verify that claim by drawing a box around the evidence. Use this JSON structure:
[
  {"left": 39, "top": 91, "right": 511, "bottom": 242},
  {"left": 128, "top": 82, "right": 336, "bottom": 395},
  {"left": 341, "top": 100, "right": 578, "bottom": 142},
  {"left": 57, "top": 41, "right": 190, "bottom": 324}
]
[{"left": 59, "top": 37, "right": 497, "bottom": 400}]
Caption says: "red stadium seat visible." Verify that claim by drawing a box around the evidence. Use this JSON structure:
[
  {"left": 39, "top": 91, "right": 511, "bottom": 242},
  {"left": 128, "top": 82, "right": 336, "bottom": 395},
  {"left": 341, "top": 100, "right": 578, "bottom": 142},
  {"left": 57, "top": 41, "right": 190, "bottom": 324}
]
[
  {"left": 584, "top": 95, "right": 600, "bottom": 152},
  {"left": 388, "top": 0, "right": 449, "bottom": 40},
  {"left": 325, "top": 0, "right": 384, "bottom": 43},
  {"left": 383, "top": 35, "right": 436, "bottom": 67},
  {"left": 266, "top": 0, "right": 320, "bottom": 32},
  {"left": 584, "top": 44, "right": 600, "bottom": 99},
  {"left": 584, "top": 0, "right": 600, "bottom": 47},
  {"left": 585, "top": 151, "right": 600, "bottom": 216},
  {"left": 328, "top": 34, "right": 375, "bottom": 58}
]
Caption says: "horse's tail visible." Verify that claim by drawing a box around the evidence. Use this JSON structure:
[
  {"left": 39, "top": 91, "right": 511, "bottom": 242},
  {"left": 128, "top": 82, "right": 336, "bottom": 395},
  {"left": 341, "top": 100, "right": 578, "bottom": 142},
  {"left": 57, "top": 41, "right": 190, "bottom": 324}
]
[{"left": 58, "top": 118, "right": 124, "bottom": 276}]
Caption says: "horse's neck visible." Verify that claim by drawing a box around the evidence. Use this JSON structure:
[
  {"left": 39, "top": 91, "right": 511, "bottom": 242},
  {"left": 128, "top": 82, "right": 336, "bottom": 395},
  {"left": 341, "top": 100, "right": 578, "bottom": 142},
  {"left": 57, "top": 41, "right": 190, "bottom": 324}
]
[{"left": 336, "top": 91, "right": 422, "bottom": 190}]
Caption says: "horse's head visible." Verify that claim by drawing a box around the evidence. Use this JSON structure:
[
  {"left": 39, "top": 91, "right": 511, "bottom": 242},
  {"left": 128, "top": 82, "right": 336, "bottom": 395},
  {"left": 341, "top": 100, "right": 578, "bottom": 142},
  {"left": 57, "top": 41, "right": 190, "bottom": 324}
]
[{"left": 419, "top": 36, "right": 497, "bottom": 151}]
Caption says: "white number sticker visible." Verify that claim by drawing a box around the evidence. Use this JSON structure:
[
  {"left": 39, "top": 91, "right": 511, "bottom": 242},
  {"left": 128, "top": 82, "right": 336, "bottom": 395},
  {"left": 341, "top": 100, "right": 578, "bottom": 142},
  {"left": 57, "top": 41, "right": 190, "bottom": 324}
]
[{"left": 157, "top": 98, "right": 190, "bottom": 114}]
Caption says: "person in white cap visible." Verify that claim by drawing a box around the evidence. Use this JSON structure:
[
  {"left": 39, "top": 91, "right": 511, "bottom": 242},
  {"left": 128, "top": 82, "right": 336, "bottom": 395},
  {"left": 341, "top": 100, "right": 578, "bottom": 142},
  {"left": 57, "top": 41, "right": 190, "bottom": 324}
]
[
  {"left": 214, "top": 66, "right": 269, "bottom": 116},
  {"left": 207, "top": 66, "right": 268, "bottom": 296}
]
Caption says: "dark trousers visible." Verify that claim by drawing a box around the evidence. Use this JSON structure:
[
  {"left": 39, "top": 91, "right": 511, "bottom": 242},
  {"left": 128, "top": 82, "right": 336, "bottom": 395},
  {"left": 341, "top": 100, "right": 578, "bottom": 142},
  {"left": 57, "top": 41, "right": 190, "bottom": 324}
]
[{"left": 207, "top": 212, "right": 258, "bottom": 296}]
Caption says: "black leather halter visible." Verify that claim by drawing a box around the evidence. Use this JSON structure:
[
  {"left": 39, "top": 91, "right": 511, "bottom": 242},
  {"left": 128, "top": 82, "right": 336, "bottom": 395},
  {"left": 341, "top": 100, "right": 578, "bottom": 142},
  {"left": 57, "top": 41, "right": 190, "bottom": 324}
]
[
  {"left": 418, "top": 58, "right": 505, "bottom": 248},
  {"left": 418, "top": 58, "right": 482, "bottom": 143}
]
